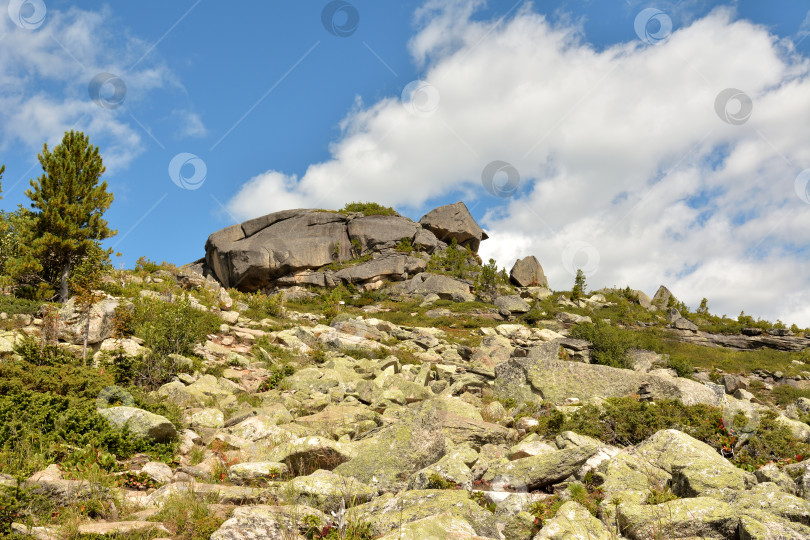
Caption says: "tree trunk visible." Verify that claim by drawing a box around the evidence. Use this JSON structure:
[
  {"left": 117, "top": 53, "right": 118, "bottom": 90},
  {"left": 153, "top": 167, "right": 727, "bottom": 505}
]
[
  {"left": 59, "top": 260, "right": 71, "bottom": 303},
  {"left": 82, "top": 307, "right": 91, "bottom": 361}
]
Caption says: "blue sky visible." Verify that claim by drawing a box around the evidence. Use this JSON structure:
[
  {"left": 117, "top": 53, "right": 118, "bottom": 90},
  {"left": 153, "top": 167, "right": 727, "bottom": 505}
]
[{"left": 1, "top": 0, "right": 810, "bottom": 325}]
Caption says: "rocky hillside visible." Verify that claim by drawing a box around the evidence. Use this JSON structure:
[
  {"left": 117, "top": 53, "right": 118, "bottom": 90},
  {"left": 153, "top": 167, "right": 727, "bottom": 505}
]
[{"left": 2, "top": 202, "right": 810, "bottom": 540}]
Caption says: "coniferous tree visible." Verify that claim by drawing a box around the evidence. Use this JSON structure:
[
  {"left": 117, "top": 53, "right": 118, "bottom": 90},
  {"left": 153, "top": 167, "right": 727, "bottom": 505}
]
[
  {"left": 0, "top": 163, "right": 5, "bottom": 197},
  {"left": 571, "top": 269, "right": 587, "bottom": 301},
  {"left": 22, "top": 131, "right": 115, "bottom": 302}
]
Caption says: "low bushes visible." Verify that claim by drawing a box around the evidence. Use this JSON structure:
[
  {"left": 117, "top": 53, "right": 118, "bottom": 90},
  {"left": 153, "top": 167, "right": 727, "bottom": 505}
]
[{"left": 532, "top": 397, "right": 810, "bottom": 470}]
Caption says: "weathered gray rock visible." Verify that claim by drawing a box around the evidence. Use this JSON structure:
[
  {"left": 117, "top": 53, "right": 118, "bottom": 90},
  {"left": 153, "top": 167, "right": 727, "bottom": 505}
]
[
  {"left": 635, "top": 429, "right": 755, "bottom": 497},
  {"left": 267, "top": 436, "right": 352, "bottom": 475},
  {"left": 58, "top": 296, "right": 119, "bottom": 345},
  {"left": 672, "top": 316, "right": 699, "bottom": 331},
  {"left": 206, "top": 210, "right": 351, "bottom": 290},
  {"left": 351, "top": 489, "right": 499, "bottom": 538},
  {"left": 534, "top": 501, "right": 612, "bottom": 539},
  {"left": 481, "top": 445, "right": 597, "bottom": 491},
  {"left": 284, "top": 469, "right": 376, "bottom": 513},
  {"left": 651, "top": 285, "right": 674, "bottom": 308},
  {"left": 509, "top": 256, "right": 548, "bottom": 288},
  {"left": 494, "top": 340, "right": 719, "bottom": 406},
  {"left": 617, "top": 497, "right": 738, "bottom": 539},
  {"left": 333, "top": 253, "right": 427, "bottom": 285},
  {"left": 397, "top": 272, "right": 475, "bottom": 302},
  {"left": 418, "top": 202, "right": 488, "bottom": 252},
  {"left": 494, "top": 295, "right": 531, "bottom": 314},
  {"left": 210, "top": 505, "right": 321, "bottom": 540},
  {"left": 228, "top": 462, "right": 288, "bottom": 485},
  {"left": 334, "top": 409, "right": 446, "bottom": 493},
  {"left": 346, "top": 215, "right": 419, "bottom": 253},
  {"left": 98, "top": 406, "right": 177, "bottom": 442}
]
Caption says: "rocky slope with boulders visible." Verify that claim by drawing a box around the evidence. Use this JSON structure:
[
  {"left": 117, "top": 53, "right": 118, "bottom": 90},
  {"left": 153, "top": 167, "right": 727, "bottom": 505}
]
[{"left": 2, "top": 203, "right": 810, "bottom": 540}]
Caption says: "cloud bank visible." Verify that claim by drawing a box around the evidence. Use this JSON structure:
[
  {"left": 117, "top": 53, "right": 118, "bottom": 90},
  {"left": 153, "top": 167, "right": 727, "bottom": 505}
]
[{"left": 226, "top": 2, "right": 810, "bottom": 326}]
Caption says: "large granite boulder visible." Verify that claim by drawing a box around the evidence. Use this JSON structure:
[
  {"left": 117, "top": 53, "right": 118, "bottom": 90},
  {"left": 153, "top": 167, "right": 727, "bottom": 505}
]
[
  {"left": 204, "top": 205, "right": 485, "bottom": 291},
  {"left": 509, "top": 256, "right": 548, "bottom": 288},
  {"left": 418, "top": 202, "right": 488, "bottom": 252},
  {"left": 205, "top": 210, "right": 352, "bottom": 290}
]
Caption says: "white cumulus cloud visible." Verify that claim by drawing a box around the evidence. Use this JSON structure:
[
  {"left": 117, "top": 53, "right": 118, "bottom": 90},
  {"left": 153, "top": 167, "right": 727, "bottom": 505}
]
[{"left": 226, "top": 2, "right": 810, "bottom": 326}]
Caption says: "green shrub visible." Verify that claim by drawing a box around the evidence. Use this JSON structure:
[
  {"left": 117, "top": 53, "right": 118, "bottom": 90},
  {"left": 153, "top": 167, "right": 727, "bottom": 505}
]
[
  {"left": 244, "top": 292, "right": 284, "bottom": 320},
  {"left": 537, "top": 397, "right": 810, "bottom": 470},
  {"left": 666, "top": 355, "right": 694, "bottom": 378},
  {"left": 13, "top": 335, "right": 78, "bottom": 367},
  {"left": 395, "top": 237, "right": 414, "bottom": 253},
  {"left": 257, "top": 365, "right": 295, "bottom": 392},
  {"left": 569, "top": 320, "right": 634, "bottom": 368},
  {"left": 0, "top": 295, "right": 40, "bottom": 316},
  {"left": 134, "top": 297, "right": 220, "bottom": 356},
  {"left": 0, "top": 357, "right": 175, "bottom": 478},
  {"left": 338, "top": 202, "right": 398, "bottom": 216},
  {"left": 153, "top": 490, "right": 226, "bottom": 540},
  {"left": 426, "top": 240, "right": 478, "bottom": 279}
]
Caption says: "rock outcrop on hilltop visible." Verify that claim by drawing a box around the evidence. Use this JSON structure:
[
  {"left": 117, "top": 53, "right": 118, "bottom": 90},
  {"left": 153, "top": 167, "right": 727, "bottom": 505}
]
[{"left": 203, "top": 202, "right": 485, "bottom": 291}]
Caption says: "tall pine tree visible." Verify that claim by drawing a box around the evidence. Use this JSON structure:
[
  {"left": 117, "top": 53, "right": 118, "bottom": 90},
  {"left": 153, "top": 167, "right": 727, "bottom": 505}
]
[
  {"left": 0, "top": 163, "right": 5, "bottom": 198},
  {"left": 24, "top": 131, "right": 115, "bottom": 302}
]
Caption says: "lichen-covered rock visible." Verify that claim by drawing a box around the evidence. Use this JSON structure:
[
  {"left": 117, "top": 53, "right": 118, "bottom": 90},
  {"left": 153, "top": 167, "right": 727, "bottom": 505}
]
[
  {"left": 729, "top": 482, "right": 810, "bottom": 527},
  {"left": 494, "top": 295, "right": 531, "bottom": 314},
  {"left": 617, "top": 497, "right": 738, "bottom": 539},
  {"left": 156, "top": 375, "right": 240, "bottom": 410},
  {"left": 374, "top": 512, "right": 485, "bottom": 539},
  {"left": 98, "top": 406, "right": 177, "bottom": 442},
  {"left": 597, "top": 451, "right": 671, "bottom": 509},
  {"left": 210, "top": 504, "right": 324, "bottom": 539},
  {"left": 408, "top": 444, "right": 478, "bottom": 490},
  {"left": 267, "top": 436, "right": 352, "bottom": 475},
  {"left": 294, "top": 405, "right": 380, "bottom": 439},
  {"left": 333, "top": 410, "right": 445, "bottom": 492},
  {"left": 481, "top": 444, "right": 597, "bottom": 491},
  {"left": 189, "top": 408, "right": 225, "bottom": 429},
  {"left": 635, "top": 429, "right": 755, "bottom": 497},
  {"left": 351, "top": 489, "right": 499, "bottom": 538},
  {"left": 534, "top": 501, "right": 612, "bottom": 540},
  {"left": 495, "top": 341, "right": 719, "bottom": 405},
  {"left": 228, "top": 462, "right": 288, "bottom": 485},
  {"left": 283, "top": 469, "right": 376, "bottom": 513}
]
